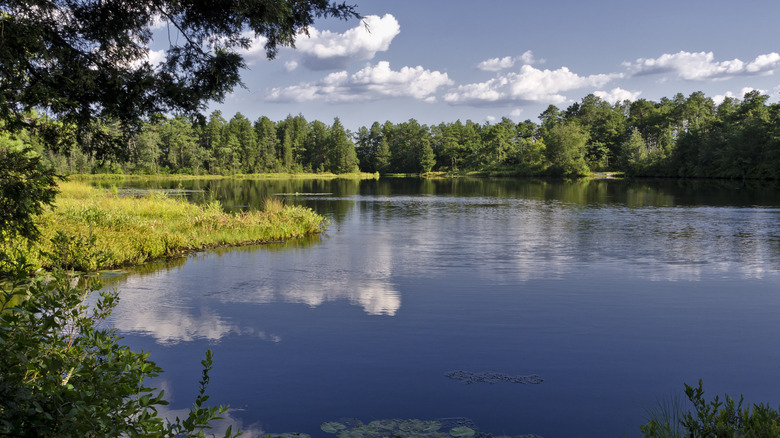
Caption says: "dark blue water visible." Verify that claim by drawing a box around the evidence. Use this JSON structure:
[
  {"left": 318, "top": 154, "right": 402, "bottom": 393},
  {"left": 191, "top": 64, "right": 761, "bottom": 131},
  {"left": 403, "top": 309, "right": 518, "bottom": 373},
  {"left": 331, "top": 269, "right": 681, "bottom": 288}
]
[{"left": 104, "top": 178, "right": 780, "bottom": 437}]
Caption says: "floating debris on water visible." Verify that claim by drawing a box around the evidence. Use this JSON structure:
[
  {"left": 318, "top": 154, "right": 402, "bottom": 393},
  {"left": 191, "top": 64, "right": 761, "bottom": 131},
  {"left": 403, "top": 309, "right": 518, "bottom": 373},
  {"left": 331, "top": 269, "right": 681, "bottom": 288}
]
[{"left": 444, "top": 370, "right": 543, "bottom": 385}]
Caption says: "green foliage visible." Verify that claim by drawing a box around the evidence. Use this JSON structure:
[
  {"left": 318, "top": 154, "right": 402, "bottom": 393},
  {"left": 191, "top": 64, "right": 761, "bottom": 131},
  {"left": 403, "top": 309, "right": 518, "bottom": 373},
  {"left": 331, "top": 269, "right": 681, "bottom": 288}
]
[
  {"left": 318, "top": 419, "right": 475, "bottom": 438},
  {"left": 16, "top": 90, "right": 780, "bottom": 180},
  {"left": 640, "top": 395, "right": 686, "bottom": 438},
  {"left": 4, "top": 181, "right": 327, "bottom": 271},
  {"left": 0, "top": 131, "right": 60, "bottom": 242},
  {"left": 1, "top": 0, "right": 359, "bottom": 158},
  {"left": 46, "top": 230, "right": 113, "bottom": 273},
  {"left": 641, "top": 380, "right": 780, "bottom": 438},
  {"left": 543, "top": 121, "right": 589, "bottom": 176},
  {"left": 419, "top": 142, "right": 436, "bottom": 173},
  {"left": 0, "top": 258, "right": 239, "bottom": 437}
]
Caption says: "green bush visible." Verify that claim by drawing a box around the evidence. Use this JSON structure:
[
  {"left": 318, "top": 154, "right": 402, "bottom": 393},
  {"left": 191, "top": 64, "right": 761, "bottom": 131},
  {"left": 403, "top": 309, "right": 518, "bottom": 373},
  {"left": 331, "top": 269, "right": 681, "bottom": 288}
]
[
  {"left": 641, "top": 380, "right": 780, "bottom": 437},
  {"left": 0, "top": 257, "right": 239, "bottom": 437}
]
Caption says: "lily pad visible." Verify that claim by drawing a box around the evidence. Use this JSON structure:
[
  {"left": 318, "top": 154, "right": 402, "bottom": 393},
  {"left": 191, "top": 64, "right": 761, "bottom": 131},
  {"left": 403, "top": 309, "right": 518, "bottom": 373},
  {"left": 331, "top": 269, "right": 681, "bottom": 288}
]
[
  {"left": 321, "top": 422, "right": 347, "bottom": 434},
  {"left": 450, "top": 426, "right": 475, "bottom": 438}
]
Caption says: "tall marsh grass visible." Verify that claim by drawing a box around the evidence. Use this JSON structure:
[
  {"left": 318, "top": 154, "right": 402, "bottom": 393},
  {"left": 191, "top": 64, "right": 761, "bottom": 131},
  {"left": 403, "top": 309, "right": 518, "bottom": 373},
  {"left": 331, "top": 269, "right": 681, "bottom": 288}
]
[
  {"left": 8, "top": 181, "right": 327, "bottom": 271},
  {"left": 641, "top": 395, "right": 686, "bottom": 438}
]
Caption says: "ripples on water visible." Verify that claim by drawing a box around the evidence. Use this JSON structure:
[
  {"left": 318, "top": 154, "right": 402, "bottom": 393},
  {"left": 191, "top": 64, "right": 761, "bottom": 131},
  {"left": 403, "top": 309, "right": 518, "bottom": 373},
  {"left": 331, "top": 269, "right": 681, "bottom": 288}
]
[{"left": 103, "top": 178, "right": 780, "bottom": 438}]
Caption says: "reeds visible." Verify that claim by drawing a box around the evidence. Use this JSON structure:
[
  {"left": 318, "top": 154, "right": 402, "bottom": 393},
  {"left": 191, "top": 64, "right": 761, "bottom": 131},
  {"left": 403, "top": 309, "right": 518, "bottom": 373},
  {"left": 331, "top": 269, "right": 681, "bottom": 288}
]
[{"left": 9, "top": 181, "right": 327, "bottom": 271}]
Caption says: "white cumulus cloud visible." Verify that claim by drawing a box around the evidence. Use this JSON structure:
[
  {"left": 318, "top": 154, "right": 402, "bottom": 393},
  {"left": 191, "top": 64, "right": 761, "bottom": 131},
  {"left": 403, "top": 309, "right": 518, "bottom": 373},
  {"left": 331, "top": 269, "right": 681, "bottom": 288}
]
[
  {"left": 147, "top": 49, "right": 166, "bottom": 66},
  {"left": 444, "top": 65, "right": 619, "bottom": 106},
  {"left": 236, "top": 32, "right": 270, "bottom": 64},
  {"left": 284, "top": 60, "right": 299, "bottom": 72},
  {"left": 267, "top": 61, "right": 452, "bottom": 103},
  {"left": 624, "top": 51, "right": 780, "bottom": 80},
  {"left": 478, "top": 56, "right": 517, "bottom": 72},
  {"left": 713, "top": 87, "right": 767, "bottom": 105},
  {"left": 477, "top": 50, "right": 543, "bottom": 71},
  {"left": 594, "top": 87, "right": 641, "bottom": 103},
  {"left": 295, "top": 14, "right": 400, "bottom": 70}
]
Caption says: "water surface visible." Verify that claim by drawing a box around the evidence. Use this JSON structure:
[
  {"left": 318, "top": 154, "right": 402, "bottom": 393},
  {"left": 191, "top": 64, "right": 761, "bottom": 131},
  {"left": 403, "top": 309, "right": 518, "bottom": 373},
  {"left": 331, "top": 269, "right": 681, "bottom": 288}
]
[{"left": 104, "top": 178, "right": 780, "bottom": 437}]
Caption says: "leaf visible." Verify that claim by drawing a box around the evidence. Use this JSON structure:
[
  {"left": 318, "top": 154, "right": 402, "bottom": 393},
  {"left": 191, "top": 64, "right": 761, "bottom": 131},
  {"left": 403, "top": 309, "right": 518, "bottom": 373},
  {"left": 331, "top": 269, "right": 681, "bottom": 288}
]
[
  {"left": 449, "top": 426, "right": 475, "bottom": 438},
  {"left": 321, "top": 422, "right": 347, "bottom": 434}
]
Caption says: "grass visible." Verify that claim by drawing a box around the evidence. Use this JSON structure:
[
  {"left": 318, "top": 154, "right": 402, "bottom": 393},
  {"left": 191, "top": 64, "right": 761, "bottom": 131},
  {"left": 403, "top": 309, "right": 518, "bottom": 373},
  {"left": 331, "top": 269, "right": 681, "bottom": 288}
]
[
  {"left": 7, "top": 181, "right": 327, "bottom": 271},
  {"left": 70, "top": 171, "right": 380, "bottom": 181},
  {"left": 641, "top": 395, "right": 686, "bottom": 438}
]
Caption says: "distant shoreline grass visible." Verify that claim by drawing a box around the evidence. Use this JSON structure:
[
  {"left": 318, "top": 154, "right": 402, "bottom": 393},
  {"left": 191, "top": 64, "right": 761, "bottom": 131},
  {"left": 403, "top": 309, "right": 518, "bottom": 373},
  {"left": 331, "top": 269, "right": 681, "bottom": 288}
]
[
  {"left": 69, "top": 171, "right": 380, "bottom": 182},
  {"left": 8, "top": 181, "right": 327, "bottom": 271}
]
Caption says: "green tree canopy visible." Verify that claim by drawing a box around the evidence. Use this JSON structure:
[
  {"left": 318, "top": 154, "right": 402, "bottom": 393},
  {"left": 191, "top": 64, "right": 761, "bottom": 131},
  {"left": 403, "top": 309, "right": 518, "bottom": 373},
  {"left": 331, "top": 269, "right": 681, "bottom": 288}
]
[{"left": 0, "top": 0, "right": 359, "bottom": 156}]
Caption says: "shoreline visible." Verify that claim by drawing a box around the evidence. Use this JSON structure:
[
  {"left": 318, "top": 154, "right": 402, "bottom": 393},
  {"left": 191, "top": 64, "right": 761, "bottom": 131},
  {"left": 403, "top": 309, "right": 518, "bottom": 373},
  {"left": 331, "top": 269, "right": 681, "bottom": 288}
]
[{"left": 7, "top": 181, "right": 328, "bottom": 272}]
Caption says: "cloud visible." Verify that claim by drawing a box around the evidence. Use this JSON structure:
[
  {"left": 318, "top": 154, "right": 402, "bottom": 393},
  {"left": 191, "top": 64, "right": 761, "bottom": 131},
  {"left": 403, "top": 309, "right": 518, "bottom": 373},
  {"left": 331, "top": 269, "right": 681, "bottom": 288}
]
[
  {"left": 149, "top": 14, "right": 168, "bottom": 31},
  {"left": 126, "top": 48, "right": 165, "bottom": 70},
  {"left": 520, "top": 50, "right": 543, "bottom": 65},
  {"left": 444, "top": 65, "right": 619, "bottom": 106},
  {"left": 594, "top": 87, "right": 641, "bottom": 103},
  {"left": 236, "top": 32, "right": 270, "bottom": 64},
  {"left": 713, "top": 87, "right": 767, "bottom": 105},
  {"left": 294, "top": 14, "right": 400, "bottom": 70},
  {"left": 478, "top": 56, "right": 517, "bottom": 72},
  {"left": 147, "top": 49, "right": 165, "bottom": 66},
  {"left": 284, "top": 60, "right": 299, "bottom": 72},
  {"left": 477, "top": 50, "right": 543, "bottom": 71},
  {"left": 267, "top": 61, "right": 452, "bottom": 103},
  {"left": 624, "top": 51, "right": 780, "bottom": 80}
]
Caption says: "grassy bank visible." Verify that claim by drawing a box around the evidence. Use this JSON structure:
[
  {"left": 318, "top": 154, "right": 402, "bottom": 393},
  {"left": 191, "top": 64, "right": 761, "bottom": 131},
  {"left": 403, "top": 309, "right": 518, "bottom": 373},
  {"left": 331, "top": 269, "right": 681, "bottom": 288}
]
[
  {"left": 69, "top": 171, "right": 379, "bottom": 182},
  {"left": 9, "top": 181, "right": 327, "bottom": 271}
]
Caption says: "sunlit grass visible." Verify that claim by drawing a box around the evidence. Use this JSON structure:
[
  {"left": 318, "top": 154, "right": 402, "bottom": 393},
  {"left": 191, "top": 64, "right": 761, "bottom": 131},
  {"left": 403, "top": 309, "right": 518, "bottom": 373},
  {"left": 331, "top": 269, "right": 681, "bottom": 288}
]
[
  {"left": 70, "top": 172, "right": 379, "bottom": 181},
  {"left": 262, "top": 196, "right": 285, "bottom": 214},
  {"left": 11, "top": 181, "right": 327, "bottom": 271}
]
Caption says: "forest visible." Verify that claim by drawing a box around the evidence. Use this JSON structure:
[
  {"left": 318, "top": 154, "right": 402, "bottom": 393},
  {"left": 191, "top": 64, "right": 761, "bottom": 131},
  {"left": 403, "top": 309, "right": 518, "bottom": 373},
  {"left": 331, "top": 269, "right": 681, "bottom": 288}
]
[{"left": 34, "top": 90, "right": 780, "bottom": 180}]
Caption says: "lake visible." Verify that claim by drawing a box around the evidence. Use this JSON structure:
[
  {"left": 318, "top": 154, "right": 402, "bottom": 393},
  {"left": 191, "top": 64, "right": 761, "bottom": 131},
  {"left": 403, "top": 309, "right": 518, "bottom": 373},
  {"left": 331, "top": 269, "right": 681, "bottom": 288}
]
[{"left": 102, "top": 177, "right": 780, "bottom": 438}]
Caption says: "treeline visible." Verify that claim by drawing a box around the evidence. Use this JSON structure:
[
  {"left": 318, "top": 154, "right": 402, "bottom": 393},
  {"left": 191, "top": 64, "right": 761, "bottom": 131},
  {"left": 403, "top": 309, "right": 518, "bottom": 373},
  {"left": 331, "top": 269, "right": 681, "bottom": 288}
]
[
  {"left": 49, "top": 112, "right": 360, "bottom": 175},
  {"left": 355, "top": 90, "right": 780, "bottom": 179},
  {"left": 41, "top": 90, "right": 780, "bottom": 179}
]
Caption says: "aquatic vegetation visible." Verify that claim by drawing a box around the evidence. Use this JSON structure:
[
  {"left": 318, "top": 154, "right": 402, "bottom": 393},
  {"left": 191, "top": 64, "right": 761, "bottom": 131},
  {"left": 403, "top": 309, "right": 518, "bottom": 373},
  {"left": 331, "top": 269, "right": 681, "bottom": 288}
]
[
  {"left": 448, "top": 426, "right": 476, "bottom": 438},
  {"left": 6, "top": 181, "right": 327, "bottom": 271},
  {"left": 444, "top": 370, "right": 543, "bottom": 385},
  {"left": 320, "top": 419, "right": 473, "bottom": 438},
  {"left": 263, "top": 195, "right": 285, "bottom": 214}
]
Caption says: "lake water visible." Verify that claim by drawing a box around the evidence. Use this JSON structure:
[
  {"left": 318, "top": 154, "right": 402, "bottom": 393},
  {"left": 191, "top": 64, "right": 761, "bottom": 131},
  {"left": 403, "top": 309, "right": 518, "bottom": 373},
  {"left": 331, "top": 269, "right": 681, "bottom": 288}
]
[{"left": 103, "top": 177, "right": 780, "bottom": 437}]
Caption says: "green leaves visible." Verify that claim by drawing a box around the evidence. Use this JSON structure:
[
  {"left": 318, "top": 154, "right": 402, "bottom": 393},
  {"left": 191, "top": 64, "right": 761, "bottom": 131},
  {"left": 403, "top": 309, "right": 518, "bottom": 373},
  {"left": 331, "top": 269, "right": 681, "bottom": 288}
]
[
  {"left": 641, "top": 380, "right": 780, "bottom": 437},
  {"left": 1, "top": 0, "right": 359, "bottom": 159},
  {"left": 449, "top": 426, "right": 475, "bottom": 438},
  {"left": 321, "top": 422, "right": 347, "bottom": 433},
  {"left": 0, "top": 263, "right": 239, "bottom": 437},
  {"left": 0, "top": 133, "right": 60, "bottom": 244},
  {"left": 318, "top": 419, "right": 472, "bottom": 438}
]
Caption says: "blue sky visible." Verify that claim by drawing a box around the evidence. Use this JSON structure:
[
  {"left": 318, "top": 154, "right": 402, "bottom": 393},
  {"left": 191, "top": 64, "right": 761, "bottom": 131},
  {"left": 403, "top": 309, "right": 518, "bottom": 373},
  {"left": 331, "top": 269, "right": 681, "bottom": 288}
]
[{"left": 159, "top": 0, "right": 780, "bottom": 131}]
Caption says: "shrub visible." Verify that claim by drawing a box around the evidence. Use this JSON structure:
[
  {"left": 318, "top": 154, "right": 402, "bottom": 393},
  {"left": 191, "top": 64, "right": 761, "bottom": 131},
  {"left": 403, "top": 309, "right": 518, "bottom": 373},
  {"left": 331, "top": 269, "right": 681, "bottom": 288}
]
[
  {"left": 0, "top": 256, "right": 239, "bottom": 437},
  {"left": 641, "top": 380, "right": 780, "bottom": 437}
]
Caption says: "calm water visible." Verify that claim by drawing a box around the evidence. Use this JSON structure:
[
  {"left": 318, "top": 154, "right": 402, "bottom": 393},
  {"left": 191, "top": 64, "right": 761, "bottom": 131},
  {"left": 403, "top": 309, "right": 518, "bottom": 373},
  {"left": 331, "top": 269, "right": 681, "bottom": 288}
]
[{"left": 103, "top": 178, "right": 780, "bottom": 437}]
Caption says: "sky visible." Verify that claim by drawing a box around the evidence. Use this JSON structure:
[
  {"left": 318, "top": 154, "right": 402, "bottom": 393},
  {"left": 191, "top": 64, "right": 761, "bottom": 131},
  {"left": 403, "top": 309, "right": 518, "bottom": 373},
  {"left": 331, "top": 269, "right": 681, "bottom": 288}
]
[{"left": 154, "top": 0, "right": 780, "bottom": 131}]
